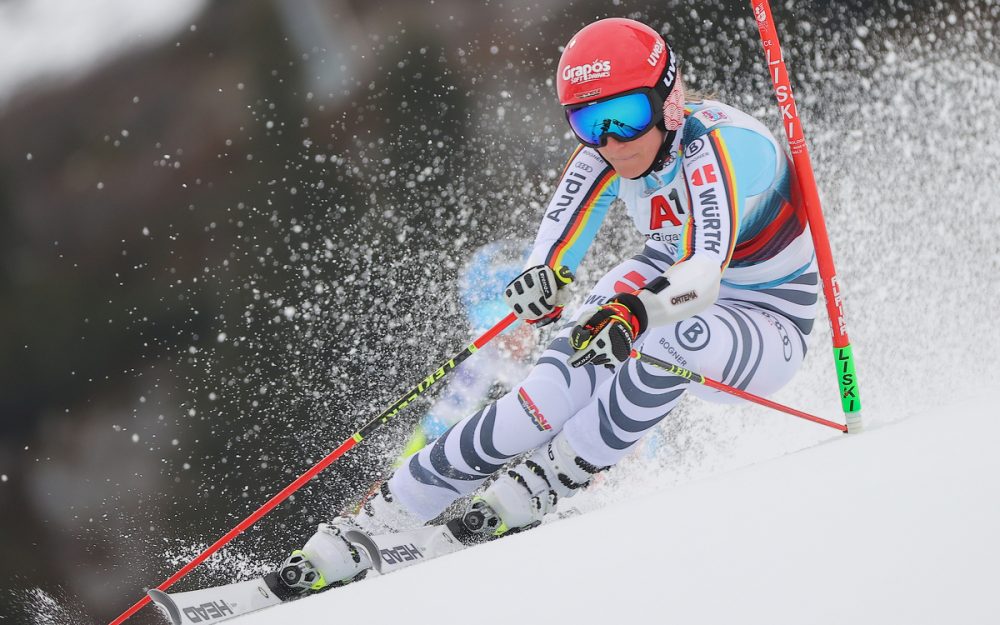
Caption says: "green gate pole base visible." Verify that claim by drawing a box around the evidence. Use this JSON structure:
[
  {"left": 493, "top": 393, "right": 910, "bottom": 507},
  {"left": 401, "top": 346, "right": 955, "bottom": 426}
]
[{"left": 835, "top": 344, "right": 863, "bottom": 433}]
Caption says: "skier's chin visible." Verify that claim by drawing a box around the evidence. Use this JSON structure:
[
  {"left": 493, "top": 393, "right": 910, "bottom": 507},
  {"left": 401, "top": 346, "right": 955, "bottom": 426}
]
[{"left": 612, "top": 154, "right": 656, "bottom": 179}]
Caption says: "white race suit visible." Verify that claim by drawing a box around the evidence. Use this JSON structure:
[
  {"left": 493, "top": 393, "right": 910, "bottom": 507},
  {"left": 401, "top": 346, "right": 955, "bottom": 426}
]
[{"left": 388, "top": 100, "right": 819, "bottom": 521}]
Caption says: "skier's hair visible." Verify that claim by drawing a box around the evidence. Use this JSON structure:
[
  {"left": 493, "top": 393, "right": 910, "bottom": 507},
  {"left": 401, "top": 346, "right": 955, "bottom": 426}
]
[{"left": 684, "top": 89, "right": 717, "bottom": 102}]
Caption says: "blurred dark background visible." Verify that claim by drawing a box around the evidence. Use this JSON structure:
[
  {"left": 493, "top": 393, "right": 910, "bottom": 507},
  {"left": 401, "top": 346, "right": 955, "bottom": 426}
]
[{"left": 1, "top": 0, "right": 996, "bottom": 623}]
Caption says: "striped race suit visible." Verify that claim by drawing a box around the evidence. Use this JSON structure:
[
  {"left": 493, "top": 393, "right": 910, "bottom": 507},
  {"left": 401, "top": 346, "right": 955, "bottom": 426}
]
[{"left": 388, "top": 100, "right": 819, "bottom": 521}]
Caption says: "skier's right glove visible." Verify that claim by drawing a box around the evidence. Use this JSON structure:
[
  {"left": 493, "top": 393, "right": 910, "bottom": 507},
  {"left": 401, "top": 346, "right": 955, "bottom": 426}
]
[
  {"left": 503, "top": 265, "right": 574, "bottom": 327},
  {"left": 567, "top": 292, "right": 647, "bottom": 370}
]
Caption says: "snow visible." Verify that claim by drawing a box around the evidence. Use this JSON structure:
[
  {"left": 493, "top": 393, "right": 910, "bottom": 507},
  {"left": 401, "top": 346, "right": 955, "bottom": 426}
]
[{"left": 231, "top": 395, "right": 1000, "bottom": 625}]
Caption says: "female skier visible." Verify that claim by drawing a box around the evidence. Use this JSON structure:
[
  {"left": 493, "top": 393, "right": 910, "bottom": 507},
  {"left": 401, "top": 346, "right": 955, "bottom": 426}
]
[{"left": 281, "top": 17, "right": 819, "bottom": 591}]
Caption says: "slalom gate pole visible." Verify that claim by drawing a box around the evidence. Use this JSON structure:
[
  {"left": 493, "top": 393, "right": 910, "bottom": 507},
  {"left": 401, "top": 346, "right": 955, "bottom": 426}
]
[
  {"left": 749, "top": 0, "right": 863, "bottom": 433},
  {"left": 632, "top": 350, "right": 847, "bottom": 433},
  {"left": 107, "top": 312, "right": 518, "bottom": 625}
]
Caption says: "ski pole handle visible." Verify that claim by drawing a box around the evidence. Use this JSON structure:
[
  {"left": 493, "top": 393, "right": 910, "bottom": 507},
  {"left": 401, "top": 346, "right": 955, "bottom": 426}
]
[
  {"left": 631, "top": 350, "right": 847, "bottom": 433},
  {"left": 107, "top": 312, "right": 518, "bottom": 625}
]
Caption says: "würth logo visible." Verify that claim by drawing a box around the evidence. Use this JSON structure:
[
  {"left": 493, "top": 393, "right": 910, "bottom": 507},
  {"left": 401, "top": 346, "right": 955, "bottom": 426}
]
[
  {"left": 517, "top": 388, "right": 552, "bottom": 431},
  {"left": 690, "top": 164, "right": 718, "bottom": 187}
]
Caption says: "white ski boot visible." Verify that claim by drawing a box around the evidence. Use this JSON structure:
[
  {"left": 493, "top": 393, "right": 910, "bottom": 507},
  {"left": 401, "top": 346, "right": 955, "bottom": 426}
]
[
  {"left": 272, "top": 482, "right": 426, "bottom": 597},
  {"left": 273, "top": 520, "right": 373, "bottom": 598},
  {"left": 464, "top": 431, "right": 608, "bottom": 536}
]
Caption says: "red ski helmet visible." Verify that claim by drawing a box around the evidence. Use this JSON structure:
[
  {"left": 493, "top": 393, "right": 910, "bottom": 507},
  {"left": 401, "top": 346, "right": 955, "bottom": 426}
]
[{"left": 557, "top": 18, "right": 685, "bottom": 134}]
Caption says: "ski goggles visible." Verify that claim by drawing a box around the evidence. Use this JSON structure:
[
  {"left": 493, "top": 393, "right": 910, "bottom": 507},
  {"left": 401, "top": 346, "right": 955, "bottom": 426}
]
[{"left": 563, "top": 88, "right": 664, "bottom": 148}]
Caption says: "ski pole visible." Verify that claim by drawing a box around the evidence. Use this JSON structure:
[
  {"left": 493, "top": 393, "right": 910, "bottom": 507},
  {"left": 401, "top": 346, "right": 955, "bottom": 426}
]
[
  {"left": 107, "top": 312, "right": 518, "bottom": 625},
  {"left": 749, "top": 0, "right": 863, "bottom": 433},
  {"left": 631, "top": 350, "right": 847, "bottom": 433}
]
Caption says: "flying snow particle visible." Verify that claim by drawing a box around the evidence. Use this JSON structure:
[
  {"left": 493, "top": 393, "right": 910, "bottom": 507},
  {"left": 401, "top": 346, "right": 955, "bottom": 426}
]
[
  {"left": 142, "top": 227, "right": 150, "bottom": 236},
  {"left": 1, "top": 474, "right": 8, "bottom": 482},
  {"left": 217, "top": 332, "right": 227, "bottom": 343},
  {"left": 131, "top": 433, "right": 140, "bottom": 443}
]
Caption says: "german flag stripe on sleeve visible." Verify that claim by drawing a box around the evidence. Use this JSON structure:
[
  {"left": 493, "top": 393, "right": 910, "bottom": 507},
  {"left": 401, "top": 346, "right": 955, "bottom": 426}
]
[
  {"left": 707, "top": 131, "right": 740, "bottom": 268},
  {"left": 545, "top": 168, "right": 618, "bottom": 269},
  {"left": 678, "top": 177, "right": 698, "bottom": 263},
  {"left": 558, "top": 144, "right": 586, "bottom": 181}
]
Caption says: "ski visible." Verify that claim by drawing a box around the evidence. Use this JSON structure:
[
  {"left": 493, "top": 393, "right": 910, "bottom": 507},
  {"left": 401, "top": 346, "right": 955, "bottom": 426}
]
[
  {"left": 148, "top": 520, "right": 479, "bottom": 625},
  {"left": 148, "top": 580, "right": 280, "bottom": 625}
]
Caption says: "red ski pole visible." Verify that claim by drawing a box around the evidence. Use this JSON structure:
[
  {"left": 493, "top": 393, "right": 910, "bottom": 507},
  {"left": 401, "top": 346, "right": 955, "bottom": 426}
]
[
  {"left": 107, "top": 313, "right": 518, "bottom": 625},
  {"left": 632, "top": 350, "right": 847, "bottom": 432},
  {"left": 749, "top": 0, "right": 863, "bottom": 433}
]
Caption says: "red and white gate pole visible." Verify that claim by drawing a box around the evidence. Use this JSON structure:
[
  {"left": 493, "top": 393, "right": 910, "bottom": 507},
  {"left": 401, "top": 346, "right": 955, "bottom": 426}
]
[{"left": 749, "top": 0, "right": 863, "bottom": 432}]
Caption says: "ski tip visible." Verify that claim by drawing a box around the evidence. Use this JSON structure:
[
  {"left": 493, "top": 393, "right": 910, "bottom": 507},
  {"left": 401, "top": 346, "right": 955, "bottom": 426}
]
[{"left": 148, "top": 588, "right": 182, "bottom": 625}]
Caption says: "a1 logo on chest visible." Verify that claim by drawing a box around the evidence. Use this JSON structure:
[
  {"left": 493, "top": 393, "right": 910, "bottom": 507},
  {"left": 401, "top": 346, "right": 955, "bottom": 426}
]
[{"left": 648, "top": 187, "right": 688, "bottom": 231}]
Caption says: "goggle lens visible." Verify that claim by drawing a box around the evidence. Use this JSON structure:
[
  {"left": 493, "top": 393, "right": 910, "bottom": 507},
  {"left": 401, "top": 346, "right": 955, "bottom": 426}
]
[{"left": 565, "top": 92, "right": 656, "bottom": 147}]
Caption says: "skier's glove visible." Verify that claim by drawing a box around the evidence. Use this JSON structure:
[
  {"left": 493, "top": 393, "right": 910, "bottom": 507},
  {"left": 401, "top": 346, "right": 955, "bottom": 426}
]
[
  {"left": 568, "top": 292, "right": 648, "bottom": 370},
  {"left": 504, "top": 265, "right": 574, "bottom": 327}
]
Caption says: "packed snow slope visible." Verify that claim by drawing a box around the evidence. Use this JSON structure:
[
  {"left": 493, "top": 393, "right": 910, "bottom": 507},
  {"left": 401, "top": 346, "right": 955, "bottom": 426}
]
[{"left": 232, "top": 395, "right": 999, "bottom": 625}]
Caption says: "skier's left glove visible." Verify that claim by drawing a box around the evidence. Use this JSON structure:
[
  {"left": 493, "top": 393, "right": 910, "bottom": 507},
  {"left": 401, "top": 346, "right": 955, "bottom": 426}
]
[
  {"left": 568, "top": 292, "right": 648, "bottom": 370},
  {"left": 504, "top": 264, "right": 575, "bottom": 327}
]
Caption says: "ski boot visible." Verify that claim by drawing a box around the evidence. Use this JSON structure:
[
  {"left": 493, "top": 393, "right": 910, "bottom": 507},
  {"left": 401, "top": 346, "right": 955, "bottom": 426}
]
[
  {"left": 266, "top": 520, "right": 373, "bottom": 600},
  {"left": 267, "top": 481, "right": 428, "bottom": 598},
  {"left": 459, "top": 431, "right": 608, "bottom": 539}
]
